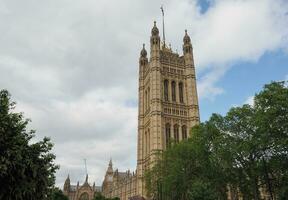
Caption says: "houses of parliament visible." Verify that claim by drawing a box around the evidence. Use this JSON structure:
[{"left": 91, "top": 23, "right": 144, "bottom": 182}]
[{"left": 63, "top": 20, "right": 200, "bottom": 200}]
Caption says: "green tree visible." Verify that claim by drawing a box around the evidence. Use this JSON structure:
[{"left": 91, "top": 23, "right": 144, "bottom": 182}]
[
  {"left": 145, "top": 81, "right": 288, "bottom": 200},
  {"left": 93, "top": 192, "right": 106, "bottom": 200},
  {"left": 216, "top": 81, "right": 288, "bottom": 199},
  {"left": 51, "top": 188, "right": 69, "bottom": 200},
  {"left": 146, "top": 122, "right": 228, "bottom": 200},
  {"left": 93, "top": 192, "right": 120, "bottom": 200},
  {"left": 0, "top": 90, "right": 59, "bottom": 200}
]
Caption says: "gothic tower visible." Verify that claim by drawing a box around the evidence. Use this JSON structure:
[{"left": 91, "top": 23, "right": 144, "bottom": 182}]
[{"left": 136, "top": 22, "right": 200, "bottom": 197}]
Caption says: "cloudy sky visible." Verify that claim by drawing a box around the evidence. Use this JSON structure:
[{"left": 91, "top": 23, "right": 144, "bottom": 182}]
[{"left": 0, "top": 0, "right": 287, "bottom": 187}]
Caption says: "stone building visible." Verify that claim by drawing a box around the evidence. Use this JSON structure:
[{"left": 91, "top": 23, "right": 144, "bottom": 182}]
[
  {"left": 102, "top": 21, "right": 200, "bottom": 199},
  {"left": 64, "top": 21, "right": 200, "bottom": 200},
  {"left": 102, "top": 159, "right": 137, "bottom": 199},
  {"left": 63, "top": 174, "right": 101, "bottom": 200}
]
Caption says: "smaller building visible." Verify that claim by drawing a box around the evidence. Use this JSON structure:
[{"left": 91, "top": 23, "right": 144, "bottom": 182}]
[
  {"left": 102, "top": 159, "right": 137, "bottom": 200},
  {"left": 63, "top": 174, "right": 102, "bottom": 200}
]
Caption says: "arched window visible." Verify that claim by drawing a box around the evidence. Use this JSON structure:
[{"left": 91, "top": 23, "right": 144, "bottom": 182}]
[
  {"left": 164, "top": 80, "right": 169, "bottom": 101},
  {"left": 182, "top": 125, "right": 187, "bottom": 140},
  {"left": 179, "top": 82, "right": 184, "bottom": 103},
  {"left": 174, "top": 124, "right": 179, "bottom": 143},
  {"left": 171, "top": 81, "right": 176, "bottom": 102},
  {"left": 144, "top": 130, "right": 150, "bottom": 156},
  {"left": 165, "top": 123, "right": 171, "bottom": 148}
]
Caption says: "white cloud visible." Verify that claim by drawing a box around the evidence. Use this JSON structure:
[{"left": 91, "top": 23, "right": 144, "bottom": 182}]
[
  {"left": 197, "top": 66, "right": 226, "bottom": 100},
  {"left": 0, "top": 0, "right": 288, "bottom": 187},
  {"left": 244, "top": 95, "right": 254, "bottom": 106},
  {"left": 16, "top": 87, "right": 137, "bottom": 186}
]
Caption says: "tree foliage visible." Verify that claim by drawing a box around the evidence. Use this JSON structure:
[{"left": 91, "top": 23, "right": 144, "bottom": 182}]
[
  {"left": 145, "top": 81, "right": 288, "bottom": 200},
  {"left": 0, "top": 90, "right": 59, "bottom": 200},
  {"left": 93, "top": 192, "right": 120, "bottom": 200},
  {"left": 51, "top": 188, "right": 69, "bottom": 200}
]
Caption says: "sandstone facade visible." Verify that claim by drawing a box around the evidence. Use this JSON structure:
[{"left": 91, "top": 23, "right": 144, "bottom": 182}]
[
  {"left": 102, "top": 21, "right": 200, "bottom": 199},
  {"left": 64, "top": 21, "right": 200, "bottom": 200}
]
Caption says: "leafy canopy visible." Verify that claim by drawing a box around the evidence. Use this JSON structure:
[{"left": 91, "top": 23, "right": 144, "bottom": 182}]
[
  {"left": 145, "top": 81, "right": 288, "bottom": 200},
  {"left": 0, "top": 90, "right": 59, "bottom": 200}
]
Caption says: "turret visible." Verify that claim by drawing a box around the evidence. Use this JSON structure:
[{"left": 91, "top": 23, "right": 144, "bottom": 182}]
[
  {"left": 63, "top": 174, "right": 70, "bottom": 192},
  {"left": 139, "top": 44, "right": 148, "bottom": 66},
  {"left": 183, "top": 30, "right": 192, "bottom": 54},
  {"left": 182, "top": 29, "right": 199, "bottom": 126},
  {"left": 107, "top": 158, "right": 113, "bottom": 174},
  {"left": 150, "top": 21, "right": 160, "bottom": 59}
]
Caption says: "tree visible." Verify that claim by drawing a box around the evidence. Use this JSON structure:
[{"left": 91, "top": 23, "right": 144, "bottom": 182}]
[
  {"left": 217, "top": 81, "right": 288, "bottom": 199},
  {"left": 145, "top": 123, "right": 228, "bottom": 200},
  {"left": 93, "top": 192, "right": 106, "bottom": 200},
  {"left": 145, "top": 81, "right": 288, "bottom": 200},
  {"left": 51, "top": 188, "right": 69, "bottom": 200},
  {"left": 93, "top": 192, "right": 120, "bottom": 200},
  {"left": 0, "top": 90, "right": 59, "bottom": 200}
]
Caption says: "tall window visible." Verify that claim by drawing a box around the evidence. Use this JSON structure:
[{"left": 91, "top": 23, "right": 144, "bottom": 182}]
[
  {"left": 171, "top": 81, "right": 176, "bottom": 102},
  {"left": 145, "top": 90, "right": 147, "bottom": 111},
  {"left": 174, "top": 124, "right": 179, "bottom": 143},
  {"left": 147, "top": 87, "right": 150, "bottom": 110},
  {"left": 165, "top": 123, "right": 171, "bottom": 148},
  {"left": 145, "top": 131, "right": 147, "bottom": 156},
  {"left": 164, "top": 80, "right": 169, "bottom": 101},
  {"left": 147, "top": 129, "right": 150, "bottom": 155},
  {"left": 182, "top": 125, "right": 187, "bottom": 140},
  {"left": 179, "top": 82, "right": 184, "bottom": 103}
]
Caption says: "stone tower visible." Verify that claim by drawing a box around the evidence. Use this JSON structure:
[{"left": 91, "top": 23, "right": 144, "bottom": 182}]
[
  {"left": 102, "top": 159, "right": 114, "bottom": 194},
  {"left": 136, "top": 22, "right": 200, "bottom": 197}
]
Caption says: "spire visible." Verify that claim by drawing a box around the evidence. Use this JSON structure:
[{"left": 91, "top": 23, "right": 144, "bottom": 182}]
[
  {"left": 183, "top": 29, "right": 192, "bottom": 55},
  {"left": 150, "top": 21, "right": 160, "bottom": 56},
  {"left": 64, "top": 174, "right": 70, "bottom": 184},
  {"left": 140, "top": 44, "right": 147, "bottom": 58},
  {"left": 151, "top": 21, "right": 159, "bottom": 36},
  {"left": 109, "top": 158, "right": 113, "bottom": 168},
  {"left": 64, "top": 174, "right": 70, "bottom": 192},
  {"left": 183, "top": 29, "right": 191, "bottom": 44},
  {"left": 107, "top": 159, "right": 113, "bottom": 174}
]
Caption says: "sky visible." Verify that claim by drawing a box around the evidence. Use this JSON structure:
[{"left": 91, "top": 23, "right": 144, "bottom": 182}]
[{"left": 0, "top": 0, "right": 287, "bottom": 187}]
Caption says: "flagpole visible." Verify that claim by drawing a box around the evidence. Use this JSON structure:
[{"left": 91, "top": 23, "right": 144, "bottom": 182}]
[{"left": 161, "top": 5, "right": 166, "bottom": 47}]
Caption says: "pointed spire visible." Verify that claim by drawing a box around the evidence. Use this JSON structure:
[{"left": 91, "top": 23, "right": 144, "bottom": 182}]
[
  {"left": 183, "top": 29, "right": 192, "bottom": 55},
  {"left": 64, "top": 174, "right": 71, "bottom": 191},
  {"left": 140, "top": 43, "right": 147, "bottom": 58},
  {"left": 107, "top": 159, "right": 113, "bottom": 174},
  {"left": 109, "top": 158, "right": 113, "bottom": 167},
  {"left": 151, "top": 21, "right": 159, "bottom": 36},
  {"left": 183, "top": 29, "right": 191, "bottom": 44}
]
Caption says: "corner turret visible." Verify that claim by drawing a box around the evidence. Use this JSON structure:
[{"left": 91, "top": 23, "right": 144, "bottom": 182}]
[
  {"left": 183, "top": 29, "right": 193, "bottom": 55},
  {"left": 150, "top": 21, "right": 160, "bottom": 59}
]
